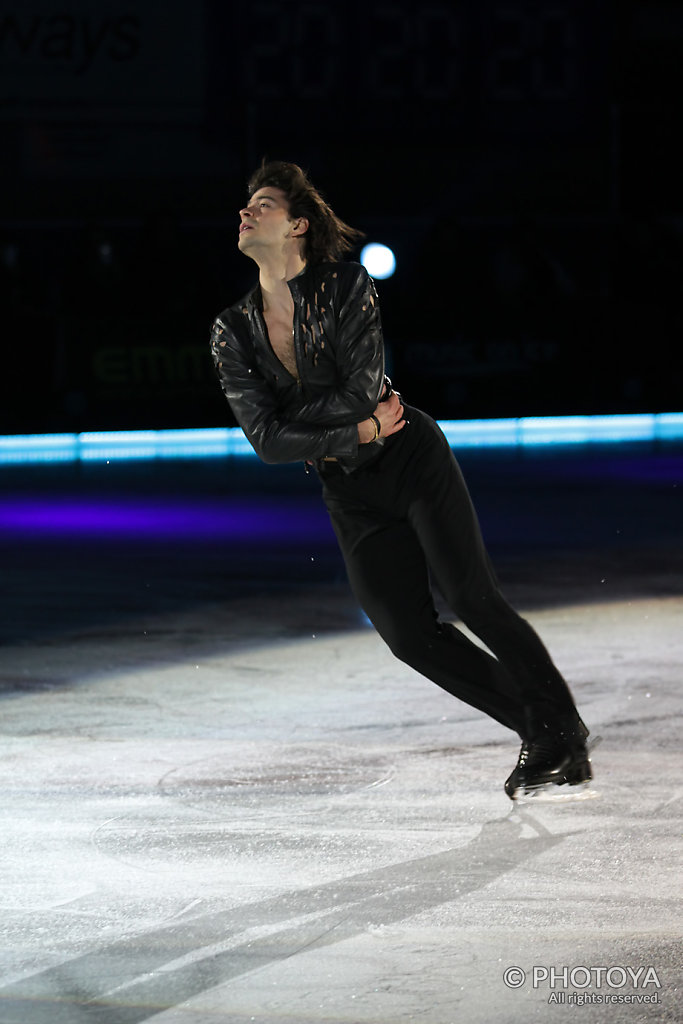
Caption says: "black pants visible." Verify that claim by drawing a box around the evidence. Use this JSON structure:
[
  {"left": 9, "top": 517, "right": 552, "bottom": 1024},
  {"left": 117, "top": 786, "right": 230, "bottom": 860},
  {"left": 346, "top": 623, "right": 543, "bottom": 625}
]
[{"left": 319, "top": 406, "right": 579, "bottom": 740}]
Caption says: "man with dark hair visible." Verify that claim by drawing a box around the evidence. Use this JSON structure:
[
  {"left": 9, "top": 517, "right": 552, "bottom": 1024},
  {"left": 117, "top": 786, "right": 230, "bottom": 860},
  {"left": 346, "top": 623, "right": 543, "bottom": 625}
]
[{"left": 211, "top": 161, "right": 594, "bottom": 800}]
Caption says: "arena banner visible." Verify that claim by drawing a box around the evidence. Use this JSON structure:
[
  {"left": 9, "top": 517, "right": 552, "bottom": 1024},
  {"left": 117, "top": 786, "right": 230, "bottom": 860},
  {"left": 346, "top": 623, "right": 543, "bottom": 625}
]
[{"left": 0, "top": 0, "right": 203, "bottom": 120}]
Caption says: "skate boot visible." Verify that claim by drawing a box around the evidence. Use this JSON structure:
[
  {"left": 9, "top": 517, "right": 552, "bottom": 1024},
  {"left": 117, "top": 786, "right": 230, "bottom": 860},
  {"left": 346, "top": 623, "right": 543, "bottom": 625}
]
[{"left": 505, "top": 716, "right": 595, "bottom": 801}]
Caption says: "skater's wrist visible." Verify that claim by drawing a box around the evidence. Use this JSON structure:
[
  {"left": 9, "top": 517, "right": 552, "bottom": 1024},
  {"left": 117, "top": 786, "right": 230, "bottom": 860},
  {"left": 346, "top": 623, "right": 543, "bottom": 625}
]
[{"left": 357, "top": 418, "right": 378, "bottom": 444}]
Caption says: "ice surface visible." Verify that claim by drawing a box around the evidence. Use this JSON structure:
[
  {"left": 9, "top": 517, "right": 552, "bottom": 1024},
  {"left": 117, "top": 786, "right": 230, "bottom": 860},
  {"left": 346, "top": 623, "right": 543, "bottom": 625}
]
[{"left": 0, "top": 450, "right": 681, "bottom": 1022}]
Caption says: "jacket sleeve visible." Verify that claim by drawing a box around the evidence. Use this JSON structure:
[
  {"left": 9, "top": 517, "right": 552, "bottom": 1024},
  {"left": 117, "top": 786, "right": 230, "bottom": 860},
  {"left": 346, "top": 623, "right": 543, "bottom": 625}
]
[
  {"left": 289, "top": 266, "right": 385, "bottom": 427},
  {"left": 210, "top": 319, "right": 358, "bottom": 464}
]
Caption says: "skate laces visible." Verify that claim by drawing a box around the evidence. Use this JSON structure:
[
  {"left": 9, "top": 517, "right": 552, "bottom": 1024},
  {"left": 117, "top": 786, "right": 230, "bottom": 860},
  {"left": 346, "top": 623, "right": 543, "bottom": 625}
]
[{"left": 518, "top": 734, "right": 570, "bottom": 769}]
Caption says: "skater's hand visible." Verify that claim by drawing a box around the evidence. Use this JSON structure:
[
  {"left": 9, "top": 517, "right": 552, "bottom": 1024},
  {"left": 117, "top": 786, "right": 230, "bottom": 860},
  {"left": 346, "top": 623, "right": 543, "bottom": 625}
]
[{"left": 358, "top": 389, "right": 406, "bottom": 443}]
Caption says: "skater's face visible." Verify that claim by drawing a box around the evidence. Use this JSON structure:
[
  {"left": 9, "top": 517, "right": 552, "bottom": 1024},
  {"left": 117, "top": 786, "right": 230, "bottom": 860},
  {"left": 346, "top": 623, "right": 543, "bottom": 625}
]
[{"left": 238, "top": 187, "right": 308, "bottom": 258}]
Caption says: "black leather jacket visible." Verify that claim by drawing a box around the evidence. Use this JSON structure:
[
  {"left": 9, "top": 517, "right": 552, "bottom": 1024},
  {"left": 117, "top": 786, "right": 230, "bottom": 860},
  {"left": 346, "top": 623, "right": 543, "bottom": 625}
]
[{"left": 211, "top": 261, "right": 388, "bottom": 471}]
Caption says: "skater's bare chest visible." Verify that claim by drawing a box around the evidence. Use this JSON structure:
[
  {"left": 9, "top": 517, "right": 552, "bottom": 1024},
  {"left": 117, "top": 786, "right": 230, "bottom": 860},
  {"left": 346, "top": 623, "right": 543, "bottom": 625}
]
[{"left": 263, "top": 307, "right": 298, "bottom": 380}]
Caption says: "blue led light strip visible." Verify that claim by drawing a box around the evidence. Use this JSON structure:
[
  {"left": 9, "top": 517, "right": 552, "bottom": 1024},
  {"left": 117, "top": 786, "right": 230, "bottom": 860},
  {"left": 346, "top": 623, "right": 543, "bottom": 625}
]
[{"left": 1, "top": 414, "right": 682, "bottom": 464}]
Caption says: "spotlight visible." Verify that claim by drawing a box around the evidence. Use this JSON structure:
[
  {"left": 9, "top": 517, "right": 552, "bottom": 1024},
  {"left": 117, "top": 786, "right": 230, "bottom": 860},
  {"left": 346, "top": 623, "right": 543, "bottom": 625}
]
[{"left": 360, "top": 243, "right": 396, "bottom": 280}]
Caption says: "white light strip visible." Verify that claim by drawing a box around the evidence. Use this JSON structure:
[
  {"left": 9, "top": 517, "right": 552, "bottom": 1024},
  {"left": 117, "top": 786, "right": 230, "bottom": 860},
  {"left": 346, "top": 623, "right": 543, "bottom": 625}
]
[{"left": 1, "top": 414, "right": 682, "bottom": 465}]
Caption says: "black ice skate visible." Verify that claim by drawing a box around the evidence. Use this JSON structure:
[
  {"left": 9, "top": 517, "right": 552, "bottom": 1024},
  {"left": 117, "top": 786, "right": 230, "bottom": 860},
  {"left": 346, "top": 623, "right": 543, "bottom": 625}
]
[{"left": 505, "top": 718, "right": 597, "bottom": 801}]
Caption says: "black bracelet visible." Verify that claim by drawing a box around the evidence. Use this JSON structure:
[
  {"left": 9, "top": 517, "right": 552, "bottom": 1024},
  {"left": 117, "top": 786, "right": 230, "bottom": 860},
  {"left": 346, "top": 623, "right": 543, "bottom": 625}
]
[{"left": 370, "top": 414, "right": 381, "bottom": 440}]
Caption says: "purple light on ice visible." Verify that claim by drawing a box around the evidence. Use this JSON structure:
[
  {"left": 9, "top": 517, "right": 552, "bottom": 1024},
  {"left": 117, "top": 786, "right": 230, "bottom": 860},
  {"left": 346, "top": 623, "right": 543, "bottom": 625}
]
[{"left": 0, "top": 496, "right": 333, "bottom": 543}]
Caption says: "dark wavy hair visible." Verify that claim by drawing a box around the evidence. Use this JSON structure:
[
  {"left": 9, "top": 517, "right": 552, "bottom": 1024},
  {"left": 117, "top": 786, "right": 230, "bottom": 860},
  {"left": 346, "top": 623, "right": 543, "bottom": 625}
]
[{"left": 247, "top": 160, "right": 364, "bottom": 264}]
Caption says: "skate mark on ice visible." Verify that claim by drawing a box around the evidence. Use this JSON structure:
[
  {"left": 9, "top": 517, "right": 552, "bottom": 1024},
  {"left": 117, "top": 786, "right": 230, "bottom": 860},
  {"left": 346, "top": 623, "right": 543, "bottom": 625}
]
[
  {"left": 653, "top": 787, "right": 683, "bottom": 813},
  {"left": 0, "top": 816, "right": 566, "bottom": 1023}
]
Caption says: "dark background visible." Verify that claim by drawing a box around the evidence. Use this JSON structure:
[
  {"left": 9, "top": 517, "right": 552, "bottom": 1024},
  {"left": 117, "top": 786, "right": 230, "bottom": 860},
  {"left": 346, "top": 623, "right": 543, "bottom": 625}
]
[{"left": 1, "top": 0, "right": 681, "bottom": 435}]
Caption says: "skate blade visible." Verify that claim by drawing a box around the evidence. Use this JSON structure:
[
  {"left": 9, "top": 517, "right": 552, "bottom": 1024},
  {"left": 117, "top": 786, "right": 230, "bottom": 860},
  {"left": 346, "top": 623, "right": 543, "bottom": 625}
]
[{"left": 514, "top": 780, "right": 599, "bottom": 803}]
